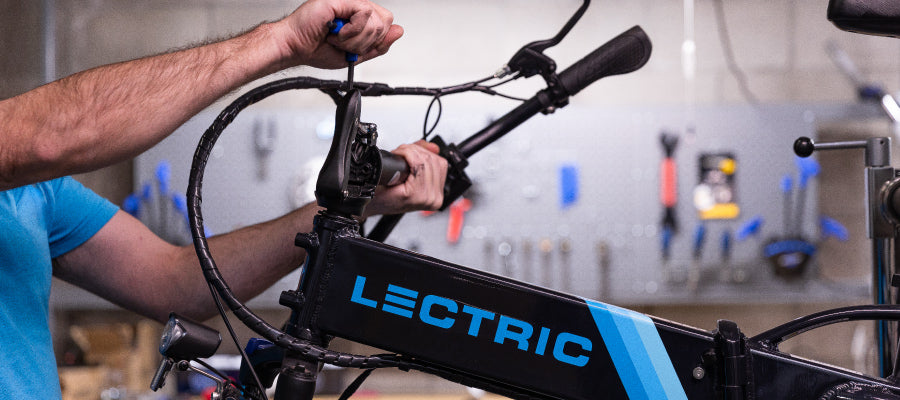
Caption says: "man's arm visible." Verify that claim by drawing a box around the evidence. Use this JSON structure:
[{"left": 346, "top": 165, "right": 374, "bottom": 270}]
[
  {"left": 53, "top": 141, "right": 447, "bottom": 322},
  {"left": 0, "top": 0, "right": 403, "bottom": 190},
  {"left": 53, "top": 207, "right": 316, "bottom": 323}
]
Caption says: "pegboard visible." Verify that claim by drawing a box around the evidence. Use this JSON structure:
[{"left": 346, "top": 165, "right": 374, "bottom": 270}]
[{"left": 134, "top": 101, "right": 873, "bottom": 307}]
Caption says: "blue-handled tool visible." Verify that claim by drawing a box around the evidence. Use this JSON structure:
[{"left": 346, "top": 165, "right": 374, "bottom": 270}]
[
  {"left": 660, "top": 226, "right": 673, "bottom": 262},
  {"left": 329, "top": 19, "right": 359, "bottom": 62},
  {"left": 692, "top": 223, "right": 706, "bottom": 260},
  {"left": 793, "top": 155, "right": 820, "bottom": 235},
  {"left": 123, "top": 193, "right": 141, "bottom": 218},
  {"left": 124, "top": 160, "right": 213, "bottom": 244},
  {"left": 735, "top": 215, "right": 763, "bottom": 241},
  {"left": 155, "top": 161, "right": 172, "bottom": 236},
  {"left": 688, "top": 223, "right": 706, "bottom": 292},
  {"left": 780, "top": 174, "right": 792, "bottom": 234},
  {"left": 720, "top": 230, "right": 731, "bottom": 262},
  {"left": 819, "top": 215, "right": 849, "bottom": 242},
  {"left": 329, "top": 18, "right": 358, "bottom": 87}
]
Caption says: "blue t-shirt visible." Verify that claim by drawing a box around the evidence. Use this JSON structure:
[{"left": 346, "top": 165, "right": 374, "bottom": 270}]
[{"left": 0, "top": 177, "right": 118, "bottom": 399}]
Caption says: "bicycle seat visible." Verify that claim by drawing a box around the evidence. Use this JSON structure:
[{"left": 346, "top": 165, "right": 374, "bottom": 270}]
[{"left": 828, "top": 0, "right": 900, "bottom": 37}]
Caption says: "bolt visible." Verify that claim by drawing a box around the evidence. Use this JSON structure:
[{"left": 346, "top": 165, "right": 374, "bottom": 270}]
[{"left": 692, "top": 366, "right": 705, "bottom": 380}]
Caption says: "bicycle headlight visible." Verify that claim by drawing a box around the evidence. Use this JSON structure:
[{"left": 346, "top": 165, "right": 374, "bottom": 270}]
[{"left": 158, "top": 313, "right": 221, "bottom": 360}]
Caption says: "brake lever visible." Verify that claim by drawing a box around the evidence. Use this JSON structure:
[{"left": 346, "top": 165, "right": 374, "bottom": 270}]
[{"left": 496, "top": 0, "right": 590, "bottom": 84}]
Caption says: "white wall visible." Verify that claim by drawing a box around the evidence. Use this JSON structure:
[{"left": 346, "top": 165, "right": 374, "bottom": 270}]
[{"left": 43, "top": 0, "right": 900, "bottom": 108}]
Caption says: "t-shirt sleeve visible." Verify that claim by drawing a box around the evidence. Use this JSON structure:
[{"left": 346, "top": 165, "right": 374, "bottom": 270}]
[{"left": 46, "top": 177, "right": 120, "bottom": 258}]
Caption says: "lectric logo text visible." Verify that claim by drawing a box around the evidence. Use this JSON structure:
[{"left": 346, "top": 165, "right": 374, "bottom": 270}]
[{"left": 349, "top": 275, "right": 592, "bottom": 367}]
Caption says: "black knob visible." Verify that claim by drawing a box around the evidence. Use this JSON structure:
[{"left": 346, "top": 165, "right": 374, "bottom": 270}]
[{"left": 793, "top": 137, "right": 815, "bottom": 158}]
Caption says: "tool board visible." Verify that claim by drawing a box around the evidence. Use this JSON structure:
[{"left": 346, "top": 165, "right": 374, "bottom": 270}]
[{"left": 131, "top": 100, "right": 877, "bottom": 307}]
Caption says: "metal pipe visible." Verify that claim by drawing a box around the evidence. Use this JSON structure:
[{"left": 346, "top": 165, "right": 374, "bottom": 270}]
[
  {"left": 42, "top": 0, "right": 56, "bottom": 83},
  {"left": 892, "top": 235, "right": 900, "bottom": 380},
  {"left": 875, "top": 238, "right": 894, "bottom": 376}
]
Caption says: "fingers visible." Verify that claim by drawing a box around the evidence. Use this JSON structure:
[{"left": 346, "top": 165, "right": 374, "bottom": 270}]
[
  {"left": 370, "top": 25, "right": 404, "bottom": 57},
  {"left": 413, "top": 139, "right": 441, "bottom": 155},
  {"left": 392, "top": 142, "right": 447, "bottom": 211},
  {"left": 279, "top": 0, "right": 402, "bottom": 70},
  {"left": 325, "top": 0, "right": 402, "bottom": 62}
]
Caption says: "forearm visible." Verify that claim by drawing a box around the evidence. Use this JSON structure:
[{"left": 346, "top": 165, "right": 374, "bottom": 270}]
[
  {"left": 0, "top": 23, "right": 287, "bottom": 190},
  {"left": 55, "top": 202, "right": 321, "bottom": 323},
  {"left": 164, "top": 202, "right": 322, "bottom": 321}
]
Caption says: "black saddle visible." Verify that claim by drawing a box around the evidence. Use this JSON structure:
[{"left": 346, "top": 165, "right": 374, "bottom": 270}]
[{"left": 829, "top": 0, "right": 900, "bottom": 37}]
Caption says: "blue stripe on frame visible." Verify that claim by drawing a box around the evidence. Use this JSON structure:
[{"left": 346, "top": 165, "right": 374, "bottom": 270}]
[{"left": 584, "top": 299, "right": 687, "bottom": 400}]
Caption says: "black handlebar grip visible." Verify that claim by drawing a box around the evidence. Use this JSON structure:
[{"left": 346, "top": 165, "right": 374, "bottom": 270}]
[
  {"left": 378, "top": 149, "right": 410, "bottom": 186},
  {"left": 557, "top": 25, "right": 652, "bottom": 97}
]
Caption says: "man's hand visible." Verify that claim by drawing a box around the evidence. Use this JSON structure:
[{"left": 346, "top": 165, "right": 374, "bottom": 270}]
[
  {"left": 364, "top": 140, "right": 448, "bottom": 217},
  {"left": 273, "top": 0, "right": 404, "bottom": 70}
]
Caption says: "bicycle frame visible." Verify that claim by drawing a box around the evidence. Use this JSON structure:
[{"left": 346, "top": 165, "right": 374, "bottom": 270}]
[{"left": 276, "top": 209, "right": 900, "bottom": 400}]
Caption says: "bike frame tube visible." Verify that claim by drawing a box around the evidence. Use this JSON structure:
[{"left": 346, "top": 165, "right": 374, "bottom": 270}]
[
  {"left": 301, "top": 214, "right": 711, "bottom": 399},
  {"left": 289, "top": 212, "right": 900, "bottom": 399}
]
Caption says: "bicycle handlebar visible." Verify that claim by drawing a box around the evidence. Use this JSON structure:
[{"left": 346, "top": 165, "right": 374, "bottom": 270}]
[
  {"left": 558, "top": 25, "right": 652, "bottom": 97},
  {"left": 378, "top": 149, "right": 410, "bottom": 186},
  {"left": 459, "top": 25, "right": 651, "bottom": 158}
]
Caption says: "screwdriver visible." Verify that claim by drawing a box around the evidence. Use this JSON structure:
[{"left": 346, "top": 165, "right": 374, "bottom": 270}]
[{"left": 328, "top": 18, "right": 359, "bottom": 89}]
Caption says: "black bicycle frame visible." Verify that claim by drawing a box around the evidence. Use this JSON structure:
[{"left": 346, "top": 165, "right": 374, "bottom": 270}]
[{"left": 283, "top": 210, "right": 900, "bottom": 400}]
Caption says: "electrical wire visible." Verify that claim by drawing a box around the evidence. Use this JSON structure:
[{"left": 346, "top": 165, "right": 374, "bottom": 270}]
[
  {"left": 712, "top": 0, "right": 760, "bottom": 105},
  {"left": 338, "top": 368, "right": 375, "bottom": 400},
  {"left": 420, "top": 74, "right": 524, "bottom": 138},
  {"left": 422, "top": 94, "right": 443, "bottom": 140},
  {"left": 491, "top": 91, "right": 528, "bottom": 102},
  {"left": 487, "top": 74, "right": 521, "bottom": 89},
  {"left": 207, "top": 281, "right": 269, "bottom": 400},
  {"left": 193, "top": 358, "right": 232, "bottom": 383}
]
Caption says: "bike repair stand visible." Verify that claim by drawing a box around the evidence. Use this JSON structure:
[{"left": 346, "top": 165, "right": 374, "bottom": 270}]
[{"left": 794, "top": 136, "right": 900, "bottom": 379}]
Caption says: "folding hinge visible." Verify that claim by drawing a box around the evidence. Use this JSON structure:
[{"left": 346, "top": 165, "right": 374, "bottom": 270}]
[{"left": 714, "top": 319, "right": 751, "bottom": 399}]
